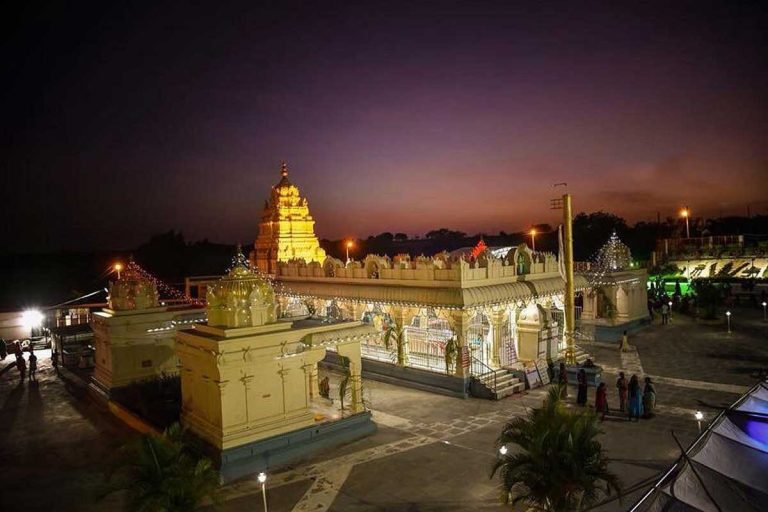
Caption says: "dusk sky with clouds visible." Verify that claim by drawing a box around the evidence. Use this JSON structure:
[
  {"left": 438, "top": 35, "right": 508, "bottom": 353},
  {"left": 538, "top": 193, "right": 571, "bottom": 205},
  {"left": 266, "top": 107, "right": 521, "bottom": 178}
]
[{"left": 2, "top": 1, "right": 766, "bottom": 251}]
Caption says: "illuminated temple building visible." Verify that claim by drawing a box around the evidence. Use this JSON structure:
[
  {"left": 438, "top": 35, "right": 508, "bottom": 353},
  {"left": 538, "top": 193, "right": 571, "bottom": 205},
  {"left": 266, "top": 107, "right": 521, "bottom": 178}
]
[
  {"left": 251, "top": 163, "right": 326, "bottom": 275},
  {"left": 187, "top": 166, "right": 649, "bottom": 399}
]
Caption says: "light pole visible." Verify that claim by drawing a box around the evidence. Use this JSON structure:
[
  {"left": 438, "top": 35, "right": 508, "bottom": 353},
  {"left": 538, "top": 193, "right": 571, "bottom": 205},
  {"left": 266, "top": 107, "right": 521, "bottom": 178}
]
[
  {"left": 114, "top": 262, "right": 123, "bottom": 280},
  {"left": 258, "top": 472, "right": 268, "bottom": 512},
  {"left": 762, "top": 301, "right": 767, "bottom": 322},
  {"left": 345, "top": 240, "right": 354, "bottom": 263},
  {"left": 694, "top": 411, "right": 704, "bottom": 433},
  {"left": 726, "top": 310, "right": 732, "bottom": 334},
  {"left": 529, "top": 228, "right": 537, "bottom": 252},
  {"left": 680, "top": 208, "right": 690, "bottom": 238}
]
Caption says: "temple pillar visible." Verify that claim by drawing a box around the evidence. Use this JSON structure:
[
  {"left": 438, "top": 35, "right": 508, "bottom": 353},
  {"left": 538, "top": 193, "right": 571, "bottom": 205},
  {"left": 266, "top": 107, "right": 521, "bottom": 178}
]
[
  {"left": 306, "top": 362, "right": 319, "bottom": 398},
  {"left": 385, "top": 305, "right": 412, "bottom": 366},
  {"left": 490, "top": 309, "right": 505, "bottom": 368},
  {"left": 448, "top": 310, "right": 471, "bottom": 377},
  {"left": 337, "top": 341, "right": 364, "bottom": 413},
  {"left": 581, "top": 291, "right": 596, "bottom": 320}
]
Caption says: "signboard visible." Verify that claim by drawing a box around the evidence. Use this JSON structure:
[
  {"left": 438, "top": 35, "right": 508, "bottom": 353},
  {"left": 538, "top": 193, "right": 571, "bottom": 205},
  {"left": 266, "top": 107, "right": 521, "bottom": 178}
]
[
  {"left": 535, "top": 358, "right": 551, "bottom": 386},
  {"left": 524, "top": 364, "right": 542, "bottom": 389}
]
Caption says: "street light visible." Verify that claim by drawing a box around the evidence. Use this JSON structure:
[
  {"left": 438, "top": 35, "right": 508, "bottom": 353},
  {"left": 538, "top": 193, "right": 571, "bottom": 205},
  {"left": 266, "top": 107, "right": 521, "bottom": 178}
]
[
  {"left": 694, "top": 410, "right": 704, "bottom": 432},
  {"left": 21, "top": 309, "right": 44, "bottom": 335},
  {"left": 499, "top": 445, "right": 508, "bottom": 456},
  {"left": 762, "top": 301, "right": 767, "bottom": 322},
  {"left": 345, "top": 240, "right": 354, "bottom": 263},
  {"left": 726, "top": 310, "right": 732, "bottom": 334},
  {"left": 529, "top": 228, "right": 537, "bottom": 252},
  {"left": 258, "top": 472, "right": 268, "bottom": 512},
  {"left": 114, "top": 262, "right": 123, "bottom": 280},
  {"left": 680, "top": 207, "right": 690, "bottom": 238}
]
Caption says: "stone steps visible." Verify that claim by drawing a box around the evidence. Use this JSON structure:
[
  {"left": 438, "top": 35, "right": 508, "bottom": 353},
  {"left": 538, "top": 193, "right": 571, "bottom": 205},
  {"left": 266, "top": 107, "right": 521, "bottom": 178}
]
[{"left": 474, "top": 369, "right": 525, "bottom": 400}]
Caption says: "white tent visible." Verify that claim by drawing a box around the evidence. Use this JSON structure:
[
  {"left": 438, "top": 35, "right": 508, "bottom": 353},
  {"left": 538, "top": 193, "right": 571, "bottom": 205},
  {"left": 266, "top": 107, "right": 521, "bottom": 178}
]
[{"left": 631, "top": 380, "right": 768, "bottom": 512}]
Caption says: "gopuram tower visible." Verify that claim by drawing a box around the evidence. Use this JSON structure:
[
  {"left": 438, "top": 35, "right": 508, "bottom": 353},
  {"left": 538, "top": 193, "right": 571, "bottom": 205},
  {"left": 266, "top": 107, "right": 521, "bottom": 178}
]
[{"left": 253, "top": 163, "right": 326, "bottom": 275}]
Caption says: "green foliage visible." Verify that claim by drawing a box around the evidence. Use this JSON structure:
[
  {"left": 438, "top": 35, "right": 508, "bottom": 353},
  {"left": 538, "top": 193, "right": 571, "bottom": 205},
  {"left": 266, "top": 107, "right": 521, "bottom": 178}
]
[
  {"left": 338, "top": 355, "right": 351, "bottom": 410},
  {"left": 691, "top": 279, "right": 721, "bottom": 319},
  {"left": 103, "top": 423, "right": 220, "bottom": 511},
  {"left": 383, "top": 326, "right": 407, "bottom": 366},
  {"left": 491, "top": 386, "right": 621, "bottom": 511}
]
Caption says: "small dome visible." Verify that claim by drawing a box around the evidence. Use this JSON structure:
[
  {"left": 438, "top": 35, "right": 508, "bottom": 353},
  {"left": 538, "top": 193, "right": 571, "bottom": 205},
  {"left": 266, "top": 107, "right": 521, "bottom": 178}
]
[
  {"left": 108, "top": 264, "right": 159, "bottom": 310},
  {"left": 595, "top": 231, "right": 632, "bottom": 272},
  {"left": 207, "top": 247, "right": 276, "bottom": 328}
]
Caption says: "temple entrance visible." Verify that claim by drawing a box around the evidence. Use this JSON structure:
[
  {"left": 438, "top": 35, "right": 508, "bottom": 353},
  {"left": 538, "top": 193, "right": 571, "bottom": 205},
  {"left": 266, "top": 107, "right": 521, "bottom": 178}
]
[
  {"left": 499, "top": 310, "right": 519, "bottom": 367},
  {"left": 467, "top": 312, "right": 492, "bottom": 372},
  {"left": 405, "top": 308, "right": 453, "bottom": 372}
]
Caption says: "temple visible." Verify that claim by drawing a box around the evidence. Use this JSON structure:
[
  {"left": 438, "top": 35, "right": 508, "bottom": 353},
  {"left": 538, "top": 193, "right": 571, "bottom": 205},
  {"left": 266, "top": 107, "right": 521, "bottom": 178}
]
[
  {"left": 252, "top": 163, "right": 326, "bottom": 274},
  {"left": 176, "top": 249, "right": 377, "bottom": 480}
]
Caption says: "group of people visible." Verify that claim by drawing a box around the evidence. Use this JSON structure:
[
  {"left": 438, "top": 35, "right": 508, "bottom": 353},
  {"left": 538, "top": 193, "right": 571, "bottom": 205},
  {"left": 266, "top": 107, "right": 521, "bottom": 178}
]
[
  {"left": 558, "top": 363, "right": 657, "bottom": 421},
  {"left": 3, "top": 340, "right": 44, "bottom": 383}
]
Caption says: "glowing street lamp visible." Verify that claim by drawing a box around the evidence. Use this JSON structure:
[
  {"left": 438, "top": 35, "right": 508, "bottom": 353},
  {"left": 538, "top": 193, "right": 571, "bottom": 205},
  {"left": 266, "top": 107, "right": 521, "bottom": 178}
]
[
  {"left": 762, "top": 301, "right": 767, "bottom": 322},
  {"left": 21, "top": 309, "right": 44, "bottom": 334},
  {"left": 726, "top": 310, "right": 732, "bottom": 334},
  {"left": 694, "top": 410, "right": 704, "bottom": 432},
  {"left": 680, "top": 207, "right": 690, "bottom": 238},
  {"left": 114, "top": 262, "right": 123, "bottom": 280},
  {"left": 499, "top": 445, "right": 508, "bottom": 456},
  {"left": 258, "top": 472, "right": 268, "bottom": 512},
  {"left": 345, "top": 240, "right": 354, "bottom": 263},
  {"left": 529, "top": 228, "right": 537, "bottom": 252}
]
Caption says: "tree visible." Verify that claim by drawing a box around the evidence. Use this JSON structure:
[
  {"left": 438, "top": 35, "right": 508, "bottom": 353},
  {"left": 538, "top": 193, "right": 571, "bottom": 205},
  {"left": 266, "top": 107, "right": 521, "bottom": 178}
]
[
  {"left": 103, "top": 423, "right": 220, "bottom": 511},
  {"left": 491, "top": 386, "right": 620, "bottom": 511},
  {"left": 572, "top": 212, "right": 628, "bottom": 261},
  {"left": 691, "top": 279, "right": 721, "bottom": 319},
  {"left": 394, "top": 233, "right": 408, "bottom": 242}
]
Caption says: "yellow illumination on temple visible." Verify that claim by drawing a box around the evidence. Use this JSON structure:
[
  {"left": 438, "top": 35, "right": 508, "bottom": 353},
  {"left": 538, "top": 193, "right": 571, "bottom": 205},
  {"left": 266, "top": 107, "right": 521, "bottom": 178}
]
[{"left": 253, "top": 163, "right": 327, "bottom": 274}]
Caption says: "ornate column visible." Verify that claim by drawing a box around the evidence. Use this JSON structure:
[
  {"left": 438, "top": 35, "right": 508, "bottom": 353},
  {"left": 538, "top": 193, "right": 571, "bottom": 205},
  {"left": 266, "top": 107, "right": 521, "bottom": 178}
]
[
  {"left": 337, "top": 341, "right": 364, "bottom": 413},
  {"left": 305, "top": 362, "right": 319, "bottom": 398},
  {"left": 490, "top": 309, "right": 505, "bottom": 368},
  {"left": 448, "top": 310, "right": 471, "bottom": 377}
]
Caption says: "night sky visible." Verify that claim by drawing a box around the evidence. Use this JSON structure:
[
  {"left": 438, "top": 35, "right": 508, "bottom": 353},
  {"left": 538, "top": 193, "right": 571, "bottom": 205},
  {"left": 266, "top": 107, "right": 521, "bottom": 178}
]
[{"left": 2, "top": 1, "right": 766, "bottom": 252}]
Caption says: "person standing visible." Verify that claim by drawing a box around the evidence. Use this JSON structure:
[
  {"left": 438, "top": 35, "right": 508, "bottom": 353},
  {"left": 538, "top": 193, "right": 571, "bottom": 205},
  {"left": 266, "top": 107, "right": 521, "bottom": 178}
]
[
  {"left": 616, "top": 372, "right": 628, "bottom": 412},
  {"left": 661, "top": 302, "right": 669, "bottom": 325},
  {"left": 558, "top": 362, "right": 569, "bottom": 398},
  {"left": 28, "top": 349, "right": 38, "bottom": 381},
  {"left": 595, "top": 382, "right": 608, "bottom": 421},
  {"left": 52, "top": 349, "right": 59, "bottom": 374},
  {"left": 628, "top": 375, "right": 643, "bottom": 421},
  {"left": 577, "top": 369, "right": 588, "bottom": 406},
  {"left": 643, "top": 377, "right": 656, "bottom": 418},
  {"left": 16, "top": 353, "right": 26, "bottom": 383}
]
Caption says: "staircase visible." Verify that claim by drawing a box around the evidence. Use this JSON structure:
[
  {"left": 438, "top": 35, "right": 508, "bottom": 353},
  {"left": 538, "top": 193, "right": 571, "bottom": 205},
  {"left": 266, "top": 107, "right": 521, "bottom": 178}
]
[{"left": 469, "top": 354, "right": 525, "bottom": 400}]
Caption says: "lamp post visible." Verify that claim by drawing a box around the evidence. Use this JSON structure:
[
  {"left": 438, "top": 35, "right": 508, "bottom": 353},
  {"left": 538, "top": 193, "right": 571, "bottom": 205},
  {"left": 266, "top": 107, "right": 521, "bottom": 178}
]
[
  {"left": 726, "top": 310, "right": 732, "bottom": 334},
  {"left": 680, "top": 208, "right": 690, "bottom": 238},
  {"left": 529, "top": 228, "right": 537, "bottom": 252},
  {"left": 114, "top": 262, "right": 123, "bottom": 280},
  {"left": 258, "top": 472, "right": 268, "bottom": 512},
  {"left": 345, "top": 240, "right": 354, "bottom": 263},
  {"left": 762, "top": 301, "right": 767, "bottom": 322},
  {"left": 694, "top": 411, "right": 704, "bottom": 433}
]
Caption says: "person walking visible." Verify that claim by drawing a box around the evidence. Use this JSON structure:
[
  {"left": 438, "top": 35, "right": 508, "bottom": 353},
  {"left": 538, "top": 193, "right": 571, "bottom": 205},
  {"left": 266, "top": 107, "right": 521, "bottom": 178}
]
[
  {"left": 642, "top": 377, "right": 656, "bottom": 419},
  {"left": 577, "top": 369, "right": 588, "bottom": 406},
  {"left": 661, "top": 302, "right": 669, "bottom": 325},
  {"left": 595, "top": 382, "right": 608, "bottom": 421},
  {"left": 628, "top": 375, "right": 643, "bottom": 421},
  {"left": 16, "top": 353, "right": 26, "bottom": 383},
  {"left": 558, "top": 362, "right": 568, "bottom": 398},
  {"left": 28, "top": 349, "right": 38, "bottom": 381},
  {"left": 616, "top": 372, "right": 628, "bottom": 412}
]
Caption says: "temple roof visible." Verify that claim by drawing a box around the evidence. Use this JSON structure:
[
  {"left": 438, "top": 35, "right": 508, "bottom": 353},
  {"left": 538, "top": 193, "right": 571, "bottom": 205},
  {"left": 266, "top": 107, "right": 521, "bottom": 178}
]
[{"left": 275, "top": 161, "right": 293, "bottom": 189}]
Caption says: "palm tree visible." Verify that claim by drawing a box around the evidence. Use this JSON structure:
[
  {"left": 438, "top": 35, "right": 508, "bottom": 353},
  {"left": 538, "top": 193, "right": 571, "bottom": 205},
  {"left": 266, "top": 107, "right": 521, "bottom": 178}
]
[
  {"left": 491, "top": 386, "right": 620, "bottom": 511},
  {"left": 104, "top": 423, "right": 221, "bottom": 511}
]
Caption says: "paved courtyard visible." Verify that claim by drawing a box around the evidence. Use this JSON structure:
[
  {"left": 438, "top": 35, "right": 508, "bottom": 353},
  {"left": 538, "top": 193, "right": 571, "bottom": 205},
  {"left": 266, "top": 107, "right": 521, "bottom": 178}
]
[{"left": 1, "top": 305, "right": 766, "bottom": 511}]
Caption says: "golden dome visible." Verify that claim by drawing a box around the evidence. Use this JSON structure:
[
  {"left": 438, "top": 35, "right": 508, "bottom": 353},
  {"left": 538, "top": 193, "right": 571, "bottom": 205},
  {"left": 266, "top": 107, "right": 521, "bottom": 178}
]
[
  {"left": 108, "top": 264, "right": 159, "bottom": 310},
  {"left": 207, "top": 247, "right": 276, "bottom": 328}
]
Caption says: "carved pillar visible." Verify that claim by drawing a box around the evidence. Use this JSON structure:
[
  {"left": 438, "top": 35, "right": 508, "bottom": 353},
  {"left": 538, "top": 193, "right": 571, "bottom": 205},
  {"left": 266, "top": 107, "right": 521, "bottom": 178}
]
[
  {"left": 386, "top": 305, "right": 411, "bottom": 366},
  {"left": 490, "top": 309, "right": 505, "bottom": 368},
  {"left": 337, "top": 341, "right": 364, "bottom": 413},
  {"left": 448, "top": 310, "right": 471, "bottom": 377},
  {"left": 306, "top": 362, "right": 319, "bottom": 398}
]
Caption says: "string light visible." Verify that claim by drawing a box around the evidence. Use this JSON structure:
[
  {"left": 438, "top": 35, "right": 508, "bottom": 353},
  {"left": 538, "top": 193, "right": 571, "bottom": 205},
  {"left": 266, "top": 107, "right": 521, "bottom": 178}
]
[{"left": 124, "top": 259, "right": 206, "bottom": 307}]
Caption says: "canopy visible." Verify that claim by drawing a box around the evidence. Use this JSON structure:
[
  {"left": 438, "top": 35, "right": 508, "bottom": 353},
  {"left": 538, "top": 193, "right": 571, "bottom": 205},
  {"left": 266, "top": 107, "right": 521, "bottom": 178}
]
[{"left": 632, "top": 380, "right": 768, "bottom": 512}]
